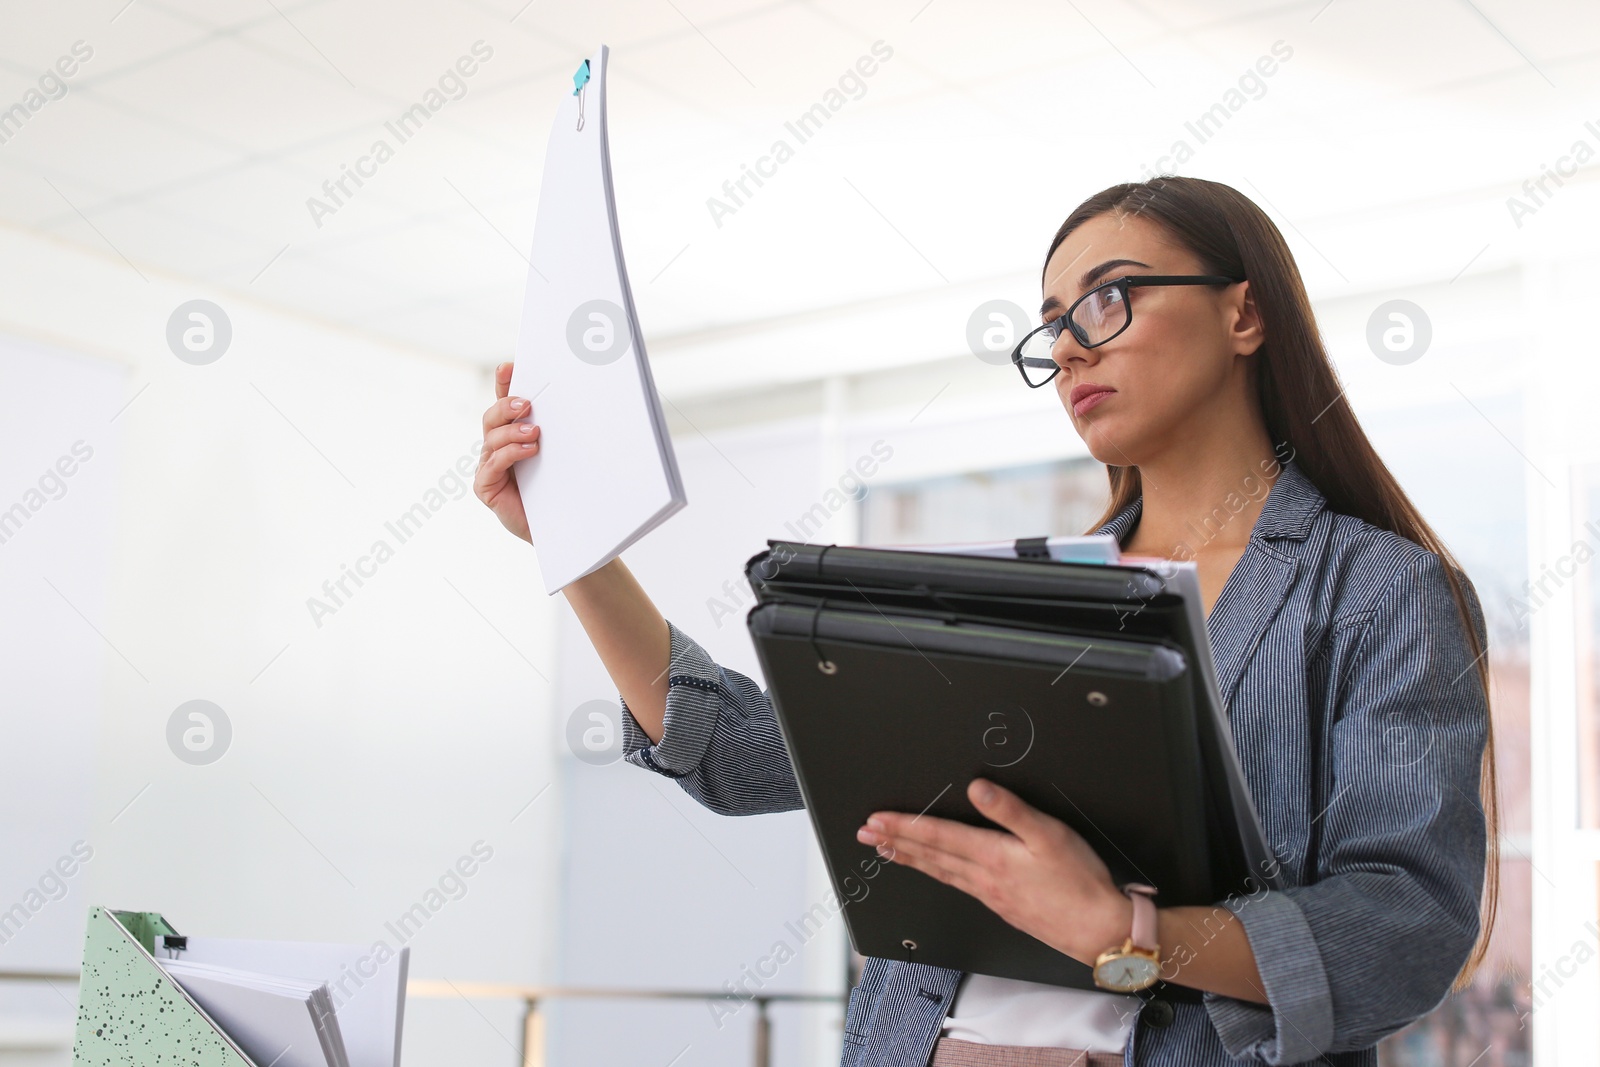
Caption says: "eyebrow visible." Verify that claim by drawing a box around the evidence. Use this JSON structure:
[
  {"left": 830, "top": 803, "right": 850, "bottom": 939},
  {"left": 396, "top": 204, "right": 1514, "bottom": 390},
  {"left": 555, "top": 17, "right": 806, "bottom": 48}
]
[{"left": 1039, "top": 258, "right": 1151, "bottom": 316}]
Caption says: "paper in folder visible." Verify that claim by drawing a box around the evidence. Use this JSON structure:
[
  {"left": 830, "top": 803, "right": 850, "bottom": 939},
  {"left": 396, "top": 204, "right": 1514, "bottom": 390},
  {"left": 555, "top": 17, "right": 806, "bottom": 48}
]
[
  {"left": 72, "top": 908, "right": 407, "bottom": 1067},
  {"left": 741, "top": 537, "right": 1281, "bottom": 996},
  {"left": 507, "top": 44, "right": 685, "bottom": 594}
]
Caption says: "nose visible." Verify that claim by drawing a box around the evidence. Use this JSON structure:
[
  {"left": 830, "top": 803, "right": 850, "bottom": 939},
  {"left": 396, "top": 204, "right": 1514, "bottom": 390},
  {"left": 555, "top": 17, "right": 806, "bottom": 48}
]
[{"left": 1052, "top": 323, "right": 1098, "bottom": 371}]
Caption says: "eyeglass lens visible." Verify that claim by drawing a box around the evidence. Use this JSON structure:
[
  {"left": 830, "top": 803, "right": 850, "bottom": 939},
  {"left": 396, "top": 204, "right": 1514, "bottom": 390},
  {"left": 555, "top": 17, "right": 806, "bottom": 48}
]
[{"left": 1015, "top": 282, "right": 1130, "bottom": 385}]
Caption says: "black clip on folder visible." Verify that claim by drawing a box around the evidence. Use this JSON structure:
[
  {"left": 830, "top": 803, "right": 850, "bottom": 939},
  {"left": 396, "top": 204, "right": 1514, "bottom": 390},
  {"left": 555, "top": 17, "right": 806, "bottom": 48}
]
[{"left": 743, "top": 540, "right": 1282, "bottom": 998}]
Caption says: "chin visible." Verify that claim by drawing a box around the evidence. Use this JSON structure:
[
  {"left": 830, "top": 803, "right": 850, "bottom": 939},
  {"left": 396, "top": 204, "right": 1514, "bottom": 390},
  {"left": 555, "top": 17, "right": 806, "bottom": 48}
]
[{"left": 1078, "top": 419, "right": 1150, "bottom": 469}]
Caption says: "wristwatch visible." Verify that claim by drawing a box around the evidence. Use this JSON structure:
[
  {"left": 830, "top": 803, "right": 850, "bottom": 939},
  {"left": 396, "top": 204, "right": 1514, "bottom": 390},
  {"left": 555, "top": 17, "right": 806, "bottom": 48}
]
[{"left": 1092, "top": 883, "right": 1161, "bottom": 993}]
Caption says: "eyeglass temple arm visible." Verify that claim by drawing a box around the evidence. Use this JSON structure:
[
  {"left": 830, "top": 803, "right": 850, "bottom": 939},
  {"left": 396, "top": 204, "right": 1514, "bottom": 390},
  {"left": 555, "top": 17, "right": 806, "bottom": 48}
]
[{"left": 1121, "top": 274, "right": 1240, "bottom": 288}]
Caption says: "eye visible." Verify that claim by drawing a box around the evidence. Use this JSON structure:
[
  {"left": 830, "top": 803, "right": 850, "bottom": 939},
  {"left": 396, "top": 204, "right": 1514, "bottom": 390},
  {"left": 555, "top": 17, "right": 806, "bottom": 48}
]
[{"left": 1088, "top": 284, "right": 1125, "bottom": 310}]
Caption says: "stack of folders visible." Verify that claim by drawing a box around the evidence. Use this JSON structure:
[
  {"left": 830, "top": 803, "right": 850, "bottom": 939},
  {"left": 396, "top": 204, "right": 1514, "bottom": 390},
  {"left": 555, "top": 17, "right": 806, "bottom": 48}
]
[
  {"left": 891, "top": 533, "right": 1220, "bottom": 693},
  {"left": 742, "top": 532, "right": 1278, "bottom": 991},
  {"left": 152, "top": 934, "right": 408, "bottom": 1067}
]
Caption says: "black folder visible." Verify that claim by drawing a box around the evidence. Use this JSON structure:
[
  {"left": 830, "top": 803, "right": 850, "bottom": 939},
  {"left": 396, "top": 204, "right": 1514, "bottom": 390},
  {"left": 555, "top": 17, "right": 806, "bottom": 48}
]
[{"left": 743, "top": 540, "right": 1281, "bottom": 997}]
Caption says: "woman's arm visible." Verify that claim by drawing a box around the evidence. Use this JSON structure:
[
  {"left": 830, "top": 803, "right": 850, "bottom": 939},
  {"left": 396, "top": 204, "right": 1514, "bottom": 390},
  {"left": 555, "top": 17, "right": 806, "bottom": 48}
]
[
  {"left": 860, "top": 547, "right": 1488, "bottom": 1056},
  {"left": 563, "top": 557, "right": 672, "bottom": 741},
  {"left": 474, "top": 363, "right": 674, "bottom": 736},
  {"left": 1155, "top": 907, "right": 1266, "bottom": 1002},
  {"left": 857, "top": 779, "right": 1267, "bottom": 1004},
  {"left": 1198, "top": 549, "right": 1490, "bottom": 1063},
  {"left": 617, "top": 617, "right": 803, "bottom": 815},
  {"left": 475, "top": 365, "right": 802, "bottom": 815},
  {"left": 563, "top": 559, "right": 803, "bottom": 815}
]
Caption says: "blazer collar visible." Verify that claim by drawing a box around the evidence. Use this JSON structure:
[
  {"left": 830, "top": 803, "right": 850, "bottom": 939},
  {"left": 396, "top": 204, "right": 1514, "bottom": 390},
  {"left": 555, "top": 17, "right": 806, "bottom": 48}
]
[
  {"left": 1093, "top": 457, "right": 1324, "bottom": 709},
  {"left": 1092, "top": 457, "right": 1325, "bottom": 549}
]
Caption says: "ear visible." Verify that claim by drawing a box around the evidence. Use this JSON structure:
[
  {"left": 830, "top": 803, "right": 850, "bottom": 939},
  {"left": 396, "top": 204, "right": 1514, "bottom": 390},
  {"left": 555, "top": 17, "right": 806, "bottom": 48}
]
[{"left": 1227, "top": 280, "right": 1266, "bottom": 357}]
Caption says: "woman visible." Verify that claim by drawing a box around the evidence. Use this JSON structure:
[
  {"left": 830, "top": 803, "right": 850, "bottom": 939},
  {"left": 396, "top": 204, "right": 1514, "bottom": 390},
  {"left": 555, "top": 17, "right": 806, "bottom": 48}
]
[{"left": 475, "top": 176, "right": 1498, "bottom": 1067}]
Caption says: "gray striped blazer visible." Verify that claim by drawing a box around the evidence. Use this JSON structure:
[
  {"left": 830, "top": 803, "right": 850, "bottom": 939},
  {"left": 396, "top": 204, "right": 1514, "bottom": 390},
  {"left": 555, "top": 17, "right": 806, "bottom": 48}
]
[{"left": 619, "top": 458, "right": 1490, "bottom": 1066}]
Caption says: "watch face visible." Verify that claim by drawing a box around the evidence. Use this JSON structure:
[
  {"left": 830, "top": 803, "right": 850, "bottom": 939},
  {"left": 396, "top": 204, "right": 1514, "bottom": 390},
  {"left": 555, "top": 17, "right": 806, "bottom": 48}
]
[{"left": 1094, "top": 953, "right": 1160, "bottom": 993}]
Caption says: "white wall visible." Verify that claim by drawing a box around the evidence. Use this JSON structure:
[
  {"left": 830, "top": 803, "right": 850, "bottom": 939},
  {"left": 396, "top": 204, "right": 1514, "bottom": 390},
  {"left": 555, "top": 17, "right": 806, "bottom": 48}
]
[
  {"left": 0, "top": 226, "right": 563, "bottom": 1066},
  {"left": 549, "top": 413, "right": 850, "bottom": 1067},
  {"left": 0, "top": 332, "right": 125, "bottom": 1063}
]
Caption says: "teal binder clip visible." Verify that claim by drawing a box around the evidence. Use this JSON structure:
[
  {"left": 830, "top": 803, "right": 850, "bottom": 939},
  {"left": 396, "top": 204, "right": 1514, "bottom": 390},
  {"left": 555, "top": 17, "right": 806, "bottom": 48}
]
[{"left": 573, "top": 57, "right": 591, "bottom": 131}]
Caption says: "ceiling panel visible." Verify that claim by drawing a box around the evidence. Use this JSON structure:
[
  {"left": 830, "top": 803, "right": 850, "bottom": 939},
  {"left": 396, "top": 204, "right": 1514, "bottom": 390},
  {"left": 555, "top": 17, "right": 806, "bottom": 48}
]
[
  {"left": 95, "top": 35, "right": 388, "bottom": 158},
  {"left": 5, "top": 0, "right": 1598, "bottom": 388},
  {"left": 1, "top": 92, "right": 241, "bottom": 204},
  {"left": 0, "top": 1, "right": 218, "bottom": 79}
]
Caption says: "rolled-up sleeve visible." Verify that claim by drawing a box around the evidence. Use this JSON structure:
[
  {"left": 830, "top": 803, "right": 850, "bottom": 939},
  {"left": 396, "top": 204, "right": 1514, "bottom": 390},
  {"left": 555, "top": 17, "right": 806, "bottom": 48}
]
[
  {"left": 1204, "top": 550, "right": 1489, "bottom": 1062},
  {"left": 620, "top": 619, "right": 803, "bottom": 816}
]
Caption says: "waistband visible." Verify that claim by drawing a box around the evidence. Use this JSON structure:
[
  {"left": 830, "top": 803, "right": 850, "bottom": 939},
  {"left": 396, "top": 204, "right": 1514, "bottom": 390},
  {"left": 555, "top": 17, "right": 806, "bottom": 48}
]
[{"left": 929, "top": 1036, "right": 1124, "bottom": 1067}]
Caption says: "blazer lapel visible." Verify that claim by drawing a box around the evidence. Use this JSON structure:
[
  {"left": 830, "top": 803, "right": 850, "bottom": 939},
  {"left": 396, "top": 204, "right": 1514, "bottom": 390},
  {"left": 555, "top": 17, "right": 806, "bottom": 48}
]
[{"left": 1207, "top": 542, "right": 1298, "bottom": 710}]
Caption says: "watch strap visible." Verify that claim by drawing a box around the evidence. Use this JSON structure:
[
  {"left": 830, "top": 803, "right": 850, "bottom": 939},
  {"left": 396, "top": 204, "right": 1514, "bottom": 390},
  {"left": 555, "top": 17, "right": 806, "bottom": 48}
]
[{"left": 1124, "top": 883, "right": 1158, "bottom": 952}]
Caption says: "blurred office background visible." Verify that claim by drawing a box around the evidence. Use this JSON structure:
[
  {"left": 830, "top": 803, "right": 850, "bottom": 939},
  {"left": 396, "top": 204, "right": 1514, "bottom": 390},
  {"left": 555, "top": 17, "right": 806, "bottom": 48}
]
[{"left": 0, "top": 0, "right": 1596, "bottom": 1064}]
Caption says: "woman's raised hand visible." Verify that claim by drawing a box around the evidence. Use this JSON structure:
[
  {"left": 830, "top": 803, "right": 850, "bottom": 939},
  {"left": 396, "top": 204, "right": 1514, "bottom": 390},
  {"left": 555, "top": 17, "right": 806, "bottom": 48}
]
[{"left": 475, "top": 360, "right": 541, "bottom": 543}]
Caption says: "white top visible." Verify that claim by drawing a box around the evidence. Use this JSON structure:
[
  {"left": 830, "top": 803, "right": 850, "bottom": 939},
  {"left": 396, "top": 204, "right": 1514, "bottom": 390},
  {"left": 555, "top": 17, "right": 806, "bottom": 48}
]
[{"left": 940, "top": 973, "right": 1138, "bottom": 1052}]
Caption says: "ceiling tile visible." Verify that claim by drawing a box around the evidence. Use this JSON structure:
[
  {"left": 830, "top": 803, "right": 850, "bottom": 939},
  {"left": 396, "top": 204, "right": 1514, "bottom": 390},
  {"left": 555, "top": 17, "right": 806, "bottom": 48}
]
[
  {"left": 4, "top": 0, "right": 1593, "bottom": 378},
  {"left": 90, "top": 32, "right": 393, "bottom": 157},
  {"left": 78, "top": 195, "right": 270, "bottom": 279},
  {"left": 0, "top": 2, "right": 213, "bottom": 81},
  {"left": 0, "top": 91, "right": 240, "bottom": 207}
]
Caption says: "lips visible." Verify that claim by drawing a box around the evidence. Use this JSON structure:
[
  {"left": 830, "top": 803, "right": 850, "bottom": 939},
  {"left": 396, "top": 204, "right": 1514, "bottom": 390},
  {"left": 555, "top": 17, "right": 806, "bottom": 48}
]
[{"left": 1069, "top": 383, "right": 1116, "bottom": 416}]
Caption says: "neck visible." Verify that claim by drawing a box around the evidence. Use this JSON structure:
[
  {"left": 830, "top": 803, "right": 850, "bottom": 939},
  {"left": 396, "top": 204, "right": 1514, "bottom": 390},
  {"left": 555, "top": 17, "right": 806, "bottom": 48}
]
[{"left": 1123, "top": 419, "right": 1282, "bottom": 562}]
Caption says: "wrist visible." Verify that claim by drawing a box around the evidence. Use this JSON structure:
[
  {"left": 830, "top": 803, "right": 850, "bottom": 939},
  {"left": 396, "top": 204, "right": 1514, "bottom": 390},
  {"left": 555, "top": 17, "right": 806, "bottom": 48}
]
[
  {"left": 1072, "top": 885, "right": 1136, "bottom": 964},
  {"left": 1086, "top": 884, "right": 1164, "bottom": 993}
]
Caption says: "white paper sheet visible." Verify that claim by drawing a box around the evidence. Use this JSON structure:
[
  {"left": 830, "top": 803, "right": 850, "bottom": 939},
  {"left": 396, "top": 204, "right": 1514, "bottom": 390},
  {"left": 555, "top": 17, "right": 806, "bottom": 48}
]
[
  {"left": 877, "top": 534, "right": 1121, "bottom": 564},
  {"left": 158, "top": 936, "right": 407, "bottom": 1067},
  {"left": 508, "top": 44, "right": 685, "bottom": 594},
  {"left": 159, "top": 958, "right": 347, "bottom": 1067}
]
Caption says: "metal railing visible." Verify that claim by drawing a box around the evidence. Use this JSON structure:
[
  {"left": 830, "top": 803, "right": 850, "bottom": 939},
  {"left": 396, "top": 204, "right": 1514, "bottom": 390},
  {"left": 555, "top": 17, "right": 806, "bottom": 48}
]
[{"left": 0, "top": 971, "right": 844, "bottom": 1067}]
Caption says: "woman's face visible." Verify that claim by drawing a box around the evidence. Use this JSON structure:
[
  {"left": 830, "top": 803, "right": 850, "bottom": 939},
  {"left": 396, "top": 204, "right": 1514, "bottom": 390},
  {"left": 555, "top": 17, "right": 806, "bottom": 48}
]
[{"left": 1039, "top": 211, "right": 1261, "bottom": 467}]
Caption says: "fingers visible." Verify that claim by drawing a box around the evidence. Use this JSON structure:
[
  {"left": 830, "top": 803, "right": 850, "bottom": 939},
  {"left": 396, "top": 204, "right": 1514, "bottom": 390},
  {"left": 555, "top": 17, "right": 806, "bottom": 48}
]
[
  {"left": 967, "top": 778, "right": 1053, "bottom": 847},
  {"left": 482, "top": 393, "right": 532, "bottom": 436},
  {"left": 476, "top": 439, "right": 538, "bottom": 487},
  {"left": 860, "top": 810, "right": 1002, "bottom": 867},
  {"left": 474, "top": 440, "right": 536, "bottom": 513},
  {"left": 477, "top": 361, "right": 536, "bottom": 495},
  {"left": 482, "top": 419, "right": 541, "bottom": 456},
  {"left": 483, "top": 360, "right": 521, "bottom": 436},
  {"left": 871, "top": 834, "right": 984, "bottom": 895}
]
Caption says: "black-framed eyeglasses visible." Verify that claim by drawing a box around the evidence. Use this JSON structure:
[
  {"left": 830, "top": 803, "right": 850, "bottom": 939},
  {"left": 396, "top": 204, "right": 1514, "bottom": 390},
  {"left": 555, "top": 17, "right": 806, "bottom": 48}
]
[{"left": 1012, "top": 274, "right": 1241, "bottom": 388}]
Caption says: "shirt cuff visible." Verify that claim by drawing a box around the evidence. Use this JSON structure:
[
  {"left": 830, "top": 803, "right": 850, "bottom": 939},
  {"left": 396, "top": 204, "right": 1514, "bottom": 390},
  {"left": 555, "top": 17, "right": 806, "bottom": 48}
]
[
  {"left": 620, "top": 619, "right": 723, "bottom": 779},
  {"left": 1201, "top": 890, "right": 1334, "bottom": 1064}
]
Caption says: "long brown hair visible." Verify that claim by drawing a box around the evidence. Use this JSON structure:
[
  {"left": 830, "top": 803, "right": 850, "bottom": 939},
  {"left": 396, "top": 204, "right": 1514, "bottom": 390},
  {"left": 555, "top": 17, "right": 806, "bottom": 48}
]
[{"left": 1050, "top": 176, "right": 1499, "bottom": 990}]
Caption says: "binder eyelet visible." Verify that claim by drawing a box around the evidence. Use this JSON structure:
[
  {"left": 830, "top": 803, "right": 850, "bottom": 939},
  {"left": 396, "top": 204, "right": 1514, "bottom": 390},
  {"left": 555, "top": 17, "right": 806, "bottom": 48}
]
[
  {"left": 808, "top": 599, "right": 837, "bottom": 675},
  {"left": 1087, "top": 691, "right": 1109, "bottom": 706}
]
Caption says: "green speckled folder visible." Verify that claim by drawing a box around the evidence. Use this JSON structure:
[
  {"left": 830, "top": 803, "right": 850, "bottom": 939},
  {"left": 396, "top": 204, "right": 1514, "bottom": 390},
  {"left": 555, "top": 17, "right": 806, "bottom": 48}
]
[{"left": 72, "top": 906, "right": 254, "bottom": 1067}]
